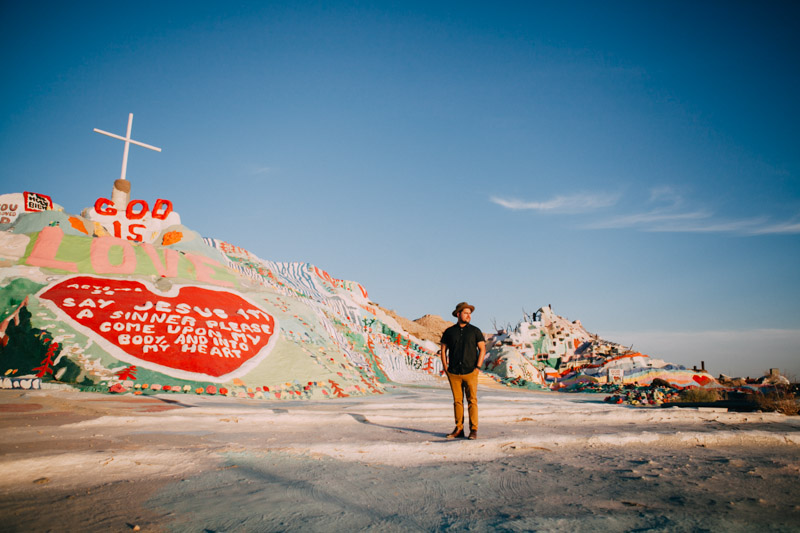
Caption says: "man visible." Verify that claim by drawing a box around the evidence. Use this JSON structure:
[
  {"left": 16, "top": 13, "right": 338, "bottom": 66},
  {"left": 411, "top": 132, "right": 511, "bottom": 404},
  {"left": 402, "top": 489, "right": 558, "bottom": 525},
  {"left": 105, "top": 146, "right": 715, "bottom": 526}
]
[{"left": 440, "top": 301, "right": 486, "bottom": 440}]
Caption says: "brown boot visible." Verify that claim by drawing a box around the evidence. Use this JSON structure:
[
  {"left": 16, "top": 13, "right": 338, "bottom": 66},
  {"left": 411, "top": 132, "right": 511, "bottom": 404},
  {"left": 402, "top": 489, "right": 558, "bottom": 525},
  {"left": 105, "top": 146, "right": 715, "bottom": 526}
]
[
  {"left": 468, "top": 430, "right": 477, "bottom": 440},
  {"left": 446, "top": 427, "right": 464, "bottom": 439}
]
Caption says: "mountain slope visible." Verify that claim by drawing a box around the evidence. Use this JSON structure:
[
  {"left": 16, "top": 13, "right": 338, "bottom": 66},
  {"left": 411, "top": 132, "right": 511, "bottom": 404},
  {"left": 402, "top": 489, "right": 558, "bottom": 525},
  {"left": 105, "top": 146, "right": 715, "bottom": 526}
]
[{"left": 0, "top": 197, "right": 442, "bottom": 398}]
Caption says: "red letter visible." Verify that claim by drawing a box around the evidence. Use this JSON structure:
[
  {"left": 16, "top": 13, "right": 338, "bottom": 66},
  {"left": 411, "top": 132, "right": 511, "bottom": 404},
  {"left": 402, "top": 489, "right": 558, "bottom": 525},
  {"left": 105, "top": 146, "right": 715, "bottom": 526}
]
[
  {"left": 151, "top": 199, "right": 173, "bottom": 220},
  {"left": 128, "top": 223, "right": 146, "bottom": 242},
  {"left": 126, "top": 200, "right": 148, "bottom": 220},
  {"left": 94, "top": 198, "right": 117, "bottom": 216}
]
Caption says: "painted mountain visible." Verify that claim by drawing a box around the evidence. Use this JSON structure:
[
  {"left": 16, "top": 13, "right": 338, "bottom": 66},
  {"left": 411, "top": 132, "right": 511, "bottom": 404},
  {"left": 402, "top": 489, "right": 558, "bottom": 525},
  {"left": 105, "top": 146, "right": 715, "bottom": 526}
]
[{"left": 485, "top": 305, "right": 716, "bottom": 389}]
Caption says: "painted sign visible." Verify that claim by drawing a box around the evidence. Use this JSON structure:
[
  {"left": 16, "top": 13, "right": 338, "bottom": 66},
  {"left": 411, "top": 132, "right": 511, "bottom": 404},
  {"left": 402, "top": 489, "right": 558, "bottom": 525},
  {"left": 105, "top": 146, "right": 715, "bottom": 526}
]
[
  {"left": 25, "top": 192, "right": 53, "bottom": 212},
  {"left": 38, "top": 276, "right": 279, "bottom": 382},
  {"left": 85, "top": 197, "right": 181, "bottom": 243},
  {"left": 0, "top": 192, "right": 53, "bottom": 224},
  {"left": 24, "top": 226, "right": 237, "bottom": 287}
]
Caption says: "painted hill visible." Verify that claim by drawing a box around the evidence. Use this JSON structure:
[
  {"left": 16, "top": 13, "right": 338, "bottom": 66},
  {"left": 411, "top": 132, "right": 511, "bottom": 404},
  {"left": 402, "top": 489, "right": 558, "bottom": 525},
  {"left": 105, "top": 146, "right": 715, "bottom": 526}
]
[
  {"left": 484, "top": 305, "right": 716, "bottom": 389},
  {"left": 0, "top": 188, "right": 714, "bottom": 397},
  {"left": 0, "top": 190, "right": 443, "bottom": 398}
]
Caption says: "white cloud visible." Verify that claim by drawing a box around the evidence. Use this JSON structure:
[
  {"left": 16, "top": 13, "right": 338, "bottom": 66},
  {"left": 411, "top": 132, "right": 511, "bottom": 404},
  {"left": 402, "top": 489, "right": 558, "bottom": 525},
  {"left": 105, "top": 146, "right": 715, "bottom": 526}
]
[
  {"left": 584, "top": 186, "right": 800, "bottom": 235},
  {"left": 490, "top": 193, "right": 619, "bottom": 213},
  {"left": 587, "top": 211, "right": 780, "bottom": 234},
  {"left": 747, "top": 220, "right": 800, "bottom": 235},
  {"left": 249, "top": 166, "right": 274, "bottom": 176},
  {"left": 648, "top": 185, "right": 683, "bottom": 205},
  {"left": 586, "top": 209, "right": 711, "bottom": 229},
  {"left": 592, "top": 212, "right": 799, "bottom": 235},
  {"left": 490, "top": 185, "right": 800, "bottom": 235},
  {"left": 653, "top": 217, "right": 771, "bottom": 234}
]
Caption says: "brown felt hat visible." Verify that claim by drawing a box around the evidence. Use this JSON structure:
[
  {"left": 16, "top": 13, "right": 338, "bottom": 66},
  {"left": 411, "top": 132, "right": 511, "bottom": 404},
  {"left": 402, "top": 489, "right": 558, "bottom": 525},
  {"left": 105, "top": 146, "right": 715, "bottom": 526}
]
[{"left": 452, "top": 301, "right": 475, "bottom": 317}]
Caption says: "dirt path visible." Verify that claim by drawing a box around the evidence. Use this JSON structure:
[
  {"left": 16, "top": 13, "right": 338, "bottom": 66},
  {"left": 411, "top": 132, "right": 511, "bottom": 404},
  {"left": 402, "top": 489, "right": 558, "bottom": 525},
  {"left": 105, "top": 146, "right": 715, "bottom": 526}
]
[{"left": 1, "top": 386, "right": 799, "bottom": 532}]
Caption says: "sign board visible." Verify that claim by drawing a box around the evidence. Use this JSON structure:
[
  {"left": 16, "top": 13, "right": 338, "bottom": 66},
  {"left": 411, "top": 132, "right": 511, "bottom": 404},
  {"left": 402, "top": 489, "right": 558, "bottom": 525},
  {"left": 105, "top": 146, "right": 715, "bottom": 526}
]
[{"left": 0, "top": 192, "right": 53, "bottom": 224}]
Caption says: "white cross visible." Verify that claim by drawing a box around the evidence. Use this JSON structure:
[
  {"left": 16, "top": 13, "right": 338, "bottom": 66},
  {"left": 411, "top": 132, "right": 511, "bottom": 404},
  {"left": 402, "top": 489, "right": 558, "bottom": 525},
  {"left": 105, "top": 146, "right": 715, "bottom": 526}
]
[{"left": 94, "top": 113, "right": 162, "bottom": 181}]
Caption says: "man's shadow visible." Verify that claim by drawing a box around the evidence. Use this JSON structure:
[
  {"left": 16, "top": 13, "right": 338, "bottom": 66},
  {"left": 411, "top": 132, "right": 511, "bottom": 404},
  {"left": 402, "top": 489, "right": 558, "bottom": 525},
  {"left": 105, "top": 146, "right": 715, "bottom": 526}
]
[
  {"left": 346, "top": 413, "right": 453, "bottom": 439},
  {"left": 347, "top": 380, "right": 473, "bottom": 441}
]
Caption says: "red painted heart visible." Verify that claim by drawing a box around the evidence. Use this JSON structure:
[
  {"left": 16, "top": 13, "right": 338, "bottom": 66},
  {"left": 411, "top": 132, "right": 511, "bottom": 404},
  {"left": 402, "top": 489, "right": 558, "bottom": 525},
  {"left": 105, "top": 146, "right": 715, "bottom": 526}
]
[
  {"left": 692, "top": 374, "right": 712, "bottom": 386},
  {"left": 38, "top": 276, "right": 278, "bottom": 382}
]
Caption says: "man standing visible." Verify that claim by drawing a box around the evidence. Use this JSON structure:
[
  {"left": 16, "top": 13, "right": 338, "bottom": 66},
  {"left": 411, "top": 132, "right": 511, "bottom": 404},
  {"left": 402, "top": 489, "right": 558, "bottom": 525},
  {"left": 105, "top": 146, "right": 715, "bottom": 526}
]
[{"left": 440, "top": 301, "right": 486, "bottom": 440}]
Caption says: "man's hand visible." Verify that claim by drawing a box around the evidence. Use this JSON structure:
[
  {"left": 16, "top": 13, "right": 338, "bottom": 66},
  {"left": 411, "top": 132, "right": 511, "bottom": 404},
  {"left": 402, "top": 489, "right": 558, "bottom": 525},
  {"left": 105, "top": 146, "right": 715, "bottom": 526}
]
[{"left": 476, "top": 341, "right": 486, "bottom": 368}]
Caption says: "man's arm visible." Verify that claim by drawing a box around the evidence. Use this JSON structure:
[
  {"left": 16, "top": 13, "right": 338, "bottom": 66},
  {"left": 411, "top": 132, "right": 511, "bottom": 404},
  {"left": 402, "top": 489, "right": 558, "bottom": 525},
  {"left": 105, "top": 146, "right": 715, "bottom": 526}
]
[
  {"left": 476, "top": 341, "right": 486, "bottom": 368},
  {"left": 440, "top": 343, "right": 448, "bottom": 372}
]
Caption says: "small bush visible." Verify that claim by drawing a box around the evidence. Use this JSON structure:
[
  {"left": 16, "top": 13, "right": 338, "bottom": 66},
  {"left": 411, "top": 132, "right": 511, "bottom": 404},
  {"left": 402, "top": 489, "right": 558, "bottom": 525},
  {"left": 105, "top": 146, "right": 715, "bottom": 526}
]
[
  {"left": 649, "top": 378, "right": 672, "bottom": 388},
  {"left": 755, "top": 390, "right": 799, "bottom": 415},
  {"left": 677, "top": 388, "right": 721, "bottom": 403}
]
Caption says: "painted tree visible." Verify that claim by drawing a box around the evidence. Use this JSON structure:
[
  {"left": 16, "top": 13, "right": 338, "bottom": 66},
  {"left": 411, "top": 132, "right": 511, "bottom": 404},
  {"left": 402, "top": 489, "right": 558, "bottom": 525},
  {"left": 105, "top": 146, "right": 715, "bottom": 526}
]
[
  {"left": 33, "top": 340, "right": 59, "bottom": 378},
  {"left": 115, "top": 365, "right": 138, "bottom": 381},
  {"left": 328, "top": 379, "right": 348, "bottom": 398},
  {"left": 358, "top": 374, "right": 381, "bottom": 394}
]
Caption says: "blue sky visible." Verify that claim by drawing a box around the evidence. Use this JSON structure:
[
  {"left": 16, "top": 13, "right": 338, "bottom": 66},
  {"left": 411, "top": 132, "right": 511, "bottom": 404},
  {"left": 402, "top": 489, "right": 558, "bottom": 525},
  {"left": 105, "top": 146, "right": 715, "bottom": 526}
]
[{"left": 1, "top": 1, "right": 798, "bottom": 377}]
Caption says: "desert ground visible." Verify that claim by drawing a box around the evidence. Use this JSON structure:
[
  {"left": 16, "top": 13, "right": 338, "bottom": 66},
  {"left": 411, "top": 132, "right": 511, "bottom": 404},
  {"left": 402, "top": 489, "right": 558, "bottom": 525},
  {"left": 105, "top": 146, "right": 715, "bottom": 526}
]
[{"left": 1, "top": 381, "right": 799, "bottom": 532}]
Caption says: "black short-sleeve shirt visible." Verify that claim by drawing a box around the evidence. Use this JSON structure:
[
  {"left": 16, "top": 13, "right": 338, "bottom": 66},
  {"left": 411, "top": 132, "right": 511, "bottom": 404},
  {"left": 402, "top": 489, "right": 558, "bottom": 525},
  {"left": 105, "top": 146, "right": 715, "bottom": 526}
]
[{"left": 440, "top": 323, "right": 485, "bottom": 374}]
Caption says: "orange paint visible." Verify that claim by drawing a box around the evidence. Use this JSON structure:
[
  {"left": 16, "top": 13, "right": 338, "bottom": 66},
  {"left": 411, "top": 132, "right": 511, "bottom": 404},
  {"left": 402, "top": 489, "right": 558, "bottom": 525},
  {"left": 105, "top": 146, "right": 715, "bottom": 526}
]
[
  {"left": 161, "top": 231, "right": 183, "bottom": 246},
  {"left": 68, "top": 217, "right": 88, "bottom": 235}
]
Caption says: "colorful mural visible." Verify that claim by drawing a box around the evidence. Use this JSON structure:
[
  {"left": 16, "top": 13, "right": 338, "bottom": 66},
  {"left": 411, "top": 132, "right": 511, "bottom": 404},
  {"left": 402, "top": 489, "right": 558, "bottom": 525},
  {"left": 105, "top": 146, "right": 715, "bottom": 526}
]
[
  {"left": 484, "top": 305, "right": 717, "bottom": 389},
  {"left": 84, "top": 196, "right": 181, "bottom": 243},
  {"left": 38, "top": 276, "right": 279, "bottom": 382},
  {"left": 0, "top": 192, "right": 55, "bottom": 224},
  {"left": 0, "top": 192, "right": 443, "bottom": 398}
]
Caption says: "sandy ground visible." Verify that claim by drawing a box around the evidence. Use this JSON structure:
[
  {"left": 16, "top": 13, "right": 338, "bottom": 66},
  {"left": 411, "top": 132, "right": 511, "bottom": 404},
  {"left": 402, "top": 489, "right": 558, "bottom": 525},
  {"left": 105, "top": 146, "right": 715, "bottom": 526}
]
[{"left": 1, "top": 381, "right": 799, "bottom": 532}]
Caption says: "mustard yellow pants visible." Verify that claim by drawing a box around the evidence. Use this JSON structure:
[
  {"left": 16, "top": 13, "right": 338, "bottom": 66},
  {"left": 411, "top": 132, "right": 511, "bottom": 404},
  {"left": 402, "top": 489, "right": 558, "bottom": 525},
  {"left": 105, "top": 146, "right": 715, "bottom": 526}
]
[{"left": 446, "top": 368, "right": 479, "bottom": 431}]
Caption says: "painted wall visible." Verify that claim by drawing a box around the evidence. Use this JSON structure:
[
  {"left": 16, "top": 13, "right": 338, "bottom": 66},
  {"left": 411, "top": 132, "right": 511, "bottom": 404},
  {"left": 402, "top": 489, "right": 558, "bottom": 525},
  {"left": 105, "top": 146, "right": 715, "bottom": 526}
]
[{"left": 84, "top": 196, "right": 181, "bottom": 243}]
